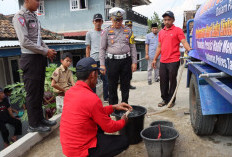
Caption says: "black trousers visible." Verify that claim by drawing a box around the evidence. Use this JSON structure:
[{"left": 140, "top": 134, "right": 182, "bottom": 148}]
[
  {"left": 92, "top": 61, "right": 109, "bottom": 100},
  {"left": 159, "top": 61, "right": 180, "bottom": 103},
  {"left": 20, "top": 54, "right": 47, "bottom": 127},
  {"left": 88, "top": 133, "right": 129, "bottom": 157},
  {"left": 0, "top": 117, "right": 22, "bottom": 144},
  {"left": 107, "top": 57, "right": 132, "bottom": 105}
]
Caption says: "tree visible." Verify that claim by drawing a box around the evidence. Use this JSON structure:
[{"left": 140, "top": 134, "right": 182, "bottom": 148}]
[{"left": 147, "top": 11, "right": 162, "bottom": 33}]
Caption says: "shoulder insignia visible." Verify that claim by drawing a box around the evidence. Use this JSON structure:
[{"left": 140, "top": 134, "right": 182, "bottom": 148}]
[{"left": 18, "top": 17, "right": 25, "bottom": 26}]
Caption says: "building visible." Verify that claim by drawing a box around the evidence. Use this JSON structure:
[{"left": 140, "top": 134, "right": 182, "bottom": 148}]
[
  {"left": 0, "top": 14, "right": 86, "bottom": 88},
  {"left": 182, "top": 5, "right": 201, "bottom": 33},
  {"left": 17, "top": 0, "right": 150, "bottom": 71}
]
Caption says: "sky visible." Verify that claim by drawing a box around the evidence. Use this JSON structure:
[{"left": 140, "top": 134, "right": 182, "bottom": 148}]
[{"left": 0, "top": 0, "right": 205, "bottom": 28}]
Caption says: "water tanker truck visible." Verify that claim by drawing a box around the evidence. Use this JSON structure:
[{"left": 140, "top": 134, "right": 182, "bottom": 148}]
[{"left": 186, "top": 0, "right": 232, "bottom": 135}]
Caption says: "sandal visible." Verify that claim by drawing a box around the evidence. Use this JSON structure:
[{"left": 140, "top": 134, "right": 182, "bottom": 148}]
[
  {"left": 158, "top": 101, "right": 166, "bottom": 107},
  {"left": 168, "top": 102, "right": 175, "bottom": 108}
]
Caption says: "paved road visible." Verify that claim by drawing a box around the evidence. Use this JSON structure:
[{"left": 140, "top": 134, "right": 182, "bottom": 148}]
[{"left": 24, "top": 69, "right": 232, "bottom": 157}]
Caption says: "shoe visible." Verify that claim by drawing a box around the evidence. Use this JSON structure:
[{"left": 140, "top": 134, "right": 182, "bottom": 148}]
[
  {"left": 155, "top": 79, "right": 160, "bottom": 82},
  {"left": 130, "top": 85, "right": 136, "bottom": 90},
  {"left": 148, "top": 80, "right": 152, "bottom": 85},
  {"left": 104, "top": 98, "right": 109, "bottom": 103},
  {"left": 168, "top": 102, "right": 175, "bottom": 108},
  {"left": 158, "top": 100, "right": 167, "bottom": 107},
  {"left": 28, "top": 125, "right": 51, "bottom": 133},
  {"left": 41, "top": 119, "right": 57, "bottom": 127}
]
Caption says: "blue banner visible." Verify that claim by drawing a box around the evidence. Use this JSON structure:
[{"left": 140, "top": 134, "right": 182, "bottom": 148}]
[{"left": 190, "top": 0, "right": 232, "bottom": 76}]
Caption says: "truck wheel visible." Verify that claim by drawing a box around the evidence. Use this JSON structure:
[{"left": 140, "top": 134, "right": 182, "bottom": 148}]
[
  {"left": 215, "top": 114, "right": 232, "bottom": 136},
  {"left": 189, "top": 74, "right": 216, "bottom": 135}
]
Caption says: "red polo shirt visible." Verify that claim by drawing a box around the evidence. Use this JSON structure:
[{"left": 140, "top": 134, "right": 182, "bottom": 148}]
[
  {"left": 60, "top": 81, "right": 125, "bottom": 157},
  {"left": 158, "top": 24, "right": 186, "bottom": 63}
]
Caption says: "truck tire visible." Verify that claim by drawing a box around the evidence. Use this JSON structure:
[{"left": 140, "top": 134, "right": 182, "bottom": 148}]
[
  {"left": 215, "top": 114, "right": 232, "bottom": 136},
  {"left": 189, "top": 74, "right": 216, "bottom": 135}
]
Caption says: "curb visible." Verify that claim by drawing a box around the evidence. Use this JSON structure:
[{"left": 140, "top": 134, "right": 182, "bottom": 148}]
[{"left": 0, "top": 114, "right": 61, "bottom": 157}]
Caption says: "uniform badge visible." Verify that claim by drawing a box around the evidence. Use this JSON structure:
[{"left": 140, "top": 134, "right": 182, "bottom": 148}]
[
  {"left": 101, "top": 30, "right": 105, "bottom": 36},
  {"left": 109, "top": 30, "right": 114, "bottom": 33},
  {"left": 116, "top": 11, "right": 122, "bottom": 16},
  {"left": 30, "top": 23, "right": 36, "bottom": 28},
  {"left": 53, "top": 72, "right": 58, "bottom": 77},
  {"left": 124, "top": 29, "right": 129, "bottom": 32},
  {"left": 18, "top": 17, "right": 25, "bottom": 26}
]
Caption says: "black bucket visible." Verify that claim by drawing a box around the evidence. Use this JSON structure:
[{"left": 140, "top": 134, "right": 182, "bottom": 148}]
[
  {"left": 140, "top": 126, "right": 179, "bottom": 157},
  {"left": 113, "top": 105, "right": 147, "bottom": 145},
  {"left": 150, "top": 120, "right": 174, "bottom": 128}
]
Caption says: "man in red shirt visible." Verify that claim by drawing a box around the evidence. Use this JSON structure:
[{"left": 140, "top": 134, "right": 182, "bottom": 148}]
[
  {"left": 152, "top": 11, "right": 191, "bottom": 108},
  {"left": 60, "top": 57, "right": 132, "bottom": 157}
]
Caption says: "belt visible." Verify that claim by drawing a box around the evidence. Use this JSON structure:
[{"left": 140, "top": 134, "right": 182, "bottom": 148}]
[{"left": 107, "top": 52, "right": 131, "bottom": 59}]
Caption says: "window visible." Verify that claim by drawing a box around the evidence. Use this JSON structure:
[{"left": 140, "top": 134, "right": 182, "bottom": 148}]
[
  {"left": 70, "top": 0, "right": 88, "bottom": 11},
  {"left": 8, "top": 57, "right": 21, "bottom": 84},
  {"left": 37, "top": 0, "right": 45, "bottom": 16},
  {"left": 0, "top": 58, "right": 7, "bottom": 88},
  {"left": 106, "top": 0, "right": 115, "bottom": 7}
]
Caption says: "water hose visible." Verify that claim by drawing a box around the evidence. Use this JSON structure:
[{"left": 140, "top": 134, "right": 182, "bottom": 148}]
[{"left": 147, "top": 51, "right": 188, "bottom": 116}]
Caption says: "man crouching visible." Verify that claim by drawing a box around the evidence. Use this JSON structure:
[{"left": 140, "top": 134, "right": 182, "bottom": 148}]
[{"left": 60, "top": 57, "right": 131, "bottom": 157}]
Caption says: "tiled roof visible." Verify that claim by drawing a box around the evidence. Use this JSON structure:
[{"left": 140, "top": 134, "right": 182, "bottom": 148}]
[
  {"left": 63, "top": 31, "right": 88, "bottom": 37},
  {"left": 0, "top": 14, "right": 63, "bottom": 40}
]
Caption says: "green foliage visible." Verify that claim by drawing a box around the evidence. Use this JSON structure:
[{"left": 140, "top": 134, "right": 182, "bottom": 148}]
[
  {"left": 21, "top": 110, "right": 28, "bottom": 121},
  {"left": 69, "top": 66, "right": 77, "bottom": 82},
  {"left": 45, "top": 63, "right": 58, "bottom": 92},
  {"left": 6, "top": 82, "right": 26, "bottom": 109},
  {"left": 147, "top": 11, "right": 162, "bottom": 33}
]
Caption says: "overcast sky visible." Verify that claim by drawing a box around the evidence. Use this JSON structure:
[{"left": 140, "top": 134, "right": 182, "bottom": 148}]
[{"left": 0, "top": 0, "right": 204, "bottom": 28}]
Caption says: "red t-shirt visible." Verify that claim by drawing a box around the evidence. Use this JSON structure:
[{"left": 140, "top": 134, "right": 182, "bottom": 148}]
[
  {"left": 158, "top": 24, "right": 186, "bottom": 63},
  {"left": 60, "top": 81, "right": 125, "bottom": 157}
]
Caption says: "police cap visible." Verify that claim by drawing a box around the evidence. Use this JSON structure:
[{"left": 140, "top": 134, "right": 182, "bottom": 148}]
[{"left": 109, "top": 7, "right": 125, "bottom": 20}]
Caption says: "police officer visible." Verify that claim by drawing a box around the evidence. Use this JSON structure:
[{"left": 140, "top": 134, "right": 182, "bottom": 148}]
[
  {"left": 124, "top": 20, "right": 136, "bottom": 90},
  {"left": 99, "top": 7, "right": 137, "bottom": 105},
  {"left": 13, "top": 0, "right": 57, "bottom": 133}
]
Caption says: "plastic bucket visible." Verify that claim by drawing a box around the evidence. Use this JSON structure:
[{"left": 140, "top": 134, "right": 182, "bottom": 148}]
[
  {"left": 150, "top": 120, "right": 174, "bottom": 128},
  {"left": 140, "top": 126, "right": 179, "bottom": 157},
  {"left": 113, "top": 105, "right": 147, "bottom": 144}
]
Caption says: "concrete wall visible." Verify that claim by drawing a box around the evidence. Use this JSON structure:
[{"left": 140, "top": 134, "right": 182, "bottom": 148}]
[
  {"left": 19, "top": 0, "right": 105, "bottom": 33},
  {"left": 39, "top": 0, "right": 105, "bottom": 33}
]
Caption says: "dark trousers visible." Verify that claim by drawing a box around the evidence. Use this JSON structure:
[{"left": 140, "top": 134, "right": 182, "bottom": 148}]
[
  {"left": 20, "top": 54, "right": 47, "bottom": 127},
  {"left": 92, "top": 61, "right": 109, "bottom": 100},
  {"left": 107, "top": 57, "right": 132, "bottom": 105},
  {"left": 159, "top": 61, "right": 180, "bottom": 103},
  {"left": 0, "top": 117, "right": 22, "bottom": 144},
  {"left": 88, "top": 133, "right": 129, "bottom": 157}
]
